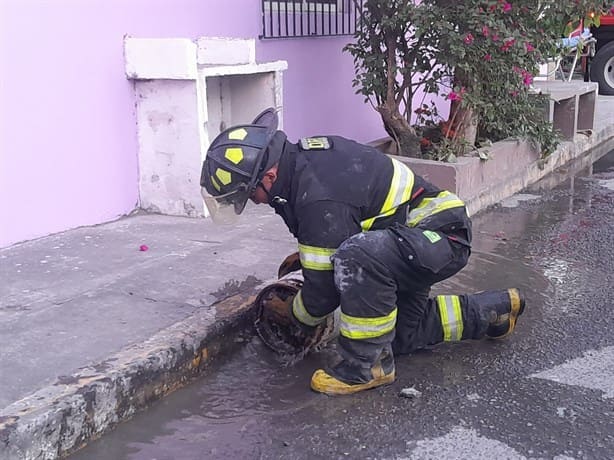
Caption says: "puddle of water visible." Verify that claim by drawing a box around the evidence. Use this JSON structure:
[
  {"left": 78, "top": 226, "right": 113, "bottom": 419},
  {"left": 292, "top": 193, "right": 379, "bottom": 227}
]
[
  {"left": 70, "top": 336, "right": 340, "bottom": 459},
  {"left": 190, "top": 339, "right": 331, "bottom": 420}
]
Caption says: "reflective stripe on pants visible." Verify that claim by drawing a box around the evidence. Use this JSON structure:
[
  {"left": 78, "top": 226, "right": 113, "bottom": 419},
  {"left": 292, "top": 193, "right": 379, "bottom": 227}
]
[
  {"left": 436, "top": 295, "right": 464, "bottom": 341},
  {"left": 339, "top": 308, "right": 398, "bottom": 340}
]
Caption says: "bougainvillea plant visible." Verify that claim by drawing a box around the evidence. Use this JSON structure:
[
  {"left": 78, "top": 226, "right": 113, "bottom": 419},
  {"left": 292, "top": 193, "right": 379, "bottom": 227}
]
[{"left": 345, "top": 0, "right": 612, "bottom": 160}]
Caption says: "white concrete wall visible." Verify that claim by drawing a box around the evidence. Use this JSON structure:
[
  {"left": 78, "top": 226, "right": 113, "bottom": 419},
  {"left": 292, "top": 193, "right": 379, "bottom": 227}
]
[
  {"left": 135, "top": 80, "right": 204, "bottom": 216},
  {"left": 126, "top": 37, "right": 286, "bottom": 217}
]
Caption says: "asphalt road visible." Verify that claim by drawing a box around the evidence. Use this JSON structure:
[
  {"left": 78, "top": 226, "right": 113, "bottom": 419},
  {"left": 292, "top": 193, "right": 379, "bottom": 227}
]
[{"left": 72, "top": 149, "right": 614, "bottom": 460}]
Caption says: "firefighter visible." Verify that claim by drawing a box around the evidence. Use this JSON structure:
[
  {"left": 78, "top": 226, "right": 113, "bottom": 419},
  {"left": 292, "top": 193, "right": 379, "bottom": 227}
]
[{"left": 200, "top": 108, "right": 525, "bottom": 396}]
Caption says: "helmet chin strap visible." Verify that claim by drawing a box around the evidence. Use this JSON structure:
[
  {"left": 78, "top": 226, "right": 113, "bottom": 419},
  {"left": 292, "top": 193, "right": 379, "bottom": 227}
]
[{"left": 257, "top": 181, "right": 287, "bottom": 206}]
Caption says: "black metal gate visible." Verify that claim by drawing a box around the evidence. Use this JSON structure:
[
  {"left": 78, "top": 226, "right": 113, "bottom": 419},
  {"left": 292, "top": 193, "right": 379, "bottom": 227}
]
[{"left": 260, "top": 0, "right": 362, "bottom": 39}]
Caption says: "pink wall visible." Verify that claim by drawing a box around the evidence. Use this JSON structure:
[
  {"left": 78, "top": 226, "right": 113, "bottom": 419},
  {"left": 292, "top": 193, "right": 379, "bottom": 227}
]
[{"left": 0, "top": 0, "right": 385, "bottom": 248}]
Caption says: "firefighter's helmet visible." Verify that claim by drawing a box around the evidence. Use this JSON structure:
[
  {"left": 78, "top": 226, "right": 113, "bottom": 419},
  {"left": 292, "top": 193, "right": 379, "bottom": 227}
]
[{"left": 200, "top": 108, "right": 280, "bottom": 224}]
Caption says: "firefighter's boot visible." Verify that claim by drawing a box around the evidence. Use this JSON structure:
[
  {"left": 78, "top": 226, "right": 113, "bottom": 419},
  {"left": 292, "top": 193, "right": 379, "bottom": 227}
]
[
  {"left": 477, "top": 288, "right": 526, "bottom": 339},
  {"left": 310, "top": 347, "right": 395, "bottom": 395}
]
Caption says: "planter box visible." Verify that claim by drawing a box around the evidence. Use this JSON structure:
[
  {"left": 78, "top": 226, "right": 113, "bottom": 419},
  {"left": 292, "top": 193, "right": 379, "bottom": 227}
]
[
  {"left": 388, "top": 140, "right": 538, "bottom": 216},
  {"left": 368, "top": 95, "right": 614, "bottom": 216},
  {"left": 375, "top": 132, "right": 614, "bottom": 216}
]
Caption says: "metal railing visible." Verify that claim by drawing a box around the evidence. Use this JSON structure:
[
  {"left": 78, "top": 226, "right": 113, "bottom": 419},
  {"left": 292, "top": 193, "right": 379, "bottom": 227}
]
[{"left": 260, "top": 0, "right": 362, "bottom": 39}]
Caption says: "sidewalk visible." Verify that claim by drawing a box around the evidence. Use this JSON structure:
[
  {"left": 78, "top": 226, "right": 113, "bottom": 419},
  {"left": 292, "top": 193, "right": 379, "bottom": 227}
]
[
  {"left": 2, "top": 96, "right": 614, "bottom": 460},
  {"left": 0, "top": 208, "right": 297, "bottom": 459}
]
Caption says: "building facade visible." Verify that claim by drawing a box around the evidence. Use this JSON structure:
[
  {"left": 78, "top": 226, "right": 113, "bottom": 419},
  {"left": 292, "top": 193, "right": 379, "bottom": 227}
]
[{"left": 0, "top": 0, "right": 398, "bottom": 248}]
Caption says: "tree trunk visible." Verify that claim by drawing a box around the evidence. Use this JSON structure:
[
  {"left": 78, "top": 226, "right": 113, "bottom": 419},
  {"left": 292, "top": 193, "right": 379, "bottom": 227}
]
[
  {"left": 446, "top": 99, "right": 478, "bottom": 153},
  {"left": 376, "top": 32, "right": 421, "bottom": 158},
  {"left": 378, "top": 105, "right": 421, "bottom": 158},
  {"left": 444, "top": 69, "right": 479, "bottom": 154}
]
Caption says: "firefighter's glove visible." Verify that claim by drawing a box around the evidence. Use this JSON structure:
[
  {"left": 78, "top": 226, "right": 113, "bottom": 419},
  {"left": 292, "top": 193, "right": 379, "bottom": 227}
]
[
  {"left": 287, "top": 308, "right": 319, "bottom": 350},
  {"left": 262, "top": 290, "right": 314, "bottom": 335},
  {"left": 278, "top": 252, "right": 302, "bottom": 278}
]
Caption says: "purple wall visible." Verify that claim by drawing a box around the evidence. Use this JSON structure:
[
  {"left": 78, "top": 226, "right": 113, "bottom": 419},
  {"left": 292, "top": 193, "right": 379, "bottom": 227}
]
[
  {"left": 257, "top": 38, "right": 384, "bottom": 141},
  {"left": 0, "top": 0, "right": 386, "bottom": 248}
]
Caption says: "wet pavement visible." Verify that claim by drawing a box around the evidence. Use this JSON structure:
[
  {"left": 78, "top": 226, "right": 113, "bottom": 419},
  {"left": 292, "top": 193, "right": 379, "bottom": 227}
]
[{"left": 72, "top": 150, "right": 614, "bottom": 460}]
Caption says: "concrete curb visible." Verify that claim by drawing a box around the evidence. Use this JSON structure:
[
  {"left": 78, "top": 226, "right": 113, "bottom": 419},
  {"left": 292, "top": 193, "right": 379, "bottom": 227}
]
[
  {"left": 0, "top": 287, "right": 261, "bottom": 460},
  {"left": 466, "top": 120, "right": 614, "bottom": 215}
]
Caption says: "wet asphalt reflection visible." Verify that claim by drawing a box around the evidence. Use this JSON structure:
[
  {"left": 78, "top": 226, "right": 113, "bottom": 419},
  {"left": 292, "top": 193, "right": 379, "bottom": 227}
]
[{"left": 72, "top": 148, "right": 614, "bottom": 460}]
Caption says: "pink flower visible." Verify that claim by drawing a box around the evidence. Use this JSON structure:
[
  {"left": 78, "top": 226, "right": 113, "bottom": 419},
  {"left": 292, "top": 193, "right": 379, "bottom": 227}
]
[
  {"left": 482, "top": 25, "right": 490, "bottom": 37},
  {"left": 510, "top": 90, "right": 520, "bottom": 97},
  {"left": 464, "top": 33, "right": 474, "bottom": 45},
  {"left": 514, "top": 68, "right": 534, "bottom": 86},
  {"left": 447, "top": 88, "right": 466, "bottom": 102},
  {"left": 525, "top": 42, "right": 535, "bottom": 52},
  {"left": 523, "top": 72, "right": 533, "bottom": 86},
  {"left": 492, "top": 33, "right": 500, "bottom": 42},
  {"left": 484, "top": 53, "right": 492, "bottom": 61},
  {"left": 139, "top": 244, "right": 149, "bottom": 251},
  {"left": 501, "top": 39, "right": 515, "bottom": 52},
  {"left": 502, "top": 2, "right": 512, "bottom": 12}
]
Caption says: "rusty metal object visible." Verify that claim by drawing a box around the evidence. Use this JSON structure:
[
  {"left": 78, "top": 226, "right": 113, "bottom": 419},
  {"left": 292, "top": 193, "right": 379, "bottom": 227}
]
[{"left": 254, "top": 272, "right": 338, "bottom": 361}]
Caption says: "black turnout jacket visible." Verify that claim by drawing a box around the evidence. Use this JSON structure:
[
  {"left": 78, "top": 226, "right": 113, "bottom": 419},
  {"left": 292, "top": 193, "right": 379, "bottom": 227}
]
[{"left": 268, "top": 133, "right": 471, "bottom": 319}]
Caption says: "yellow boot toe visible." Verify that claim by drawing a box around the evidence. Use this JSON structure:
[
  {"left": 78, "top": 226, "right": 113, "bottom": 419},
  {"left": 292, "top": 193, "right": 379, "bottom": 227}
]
[{"left": 310, "top": 365, "right": 395, "bottom": 396}]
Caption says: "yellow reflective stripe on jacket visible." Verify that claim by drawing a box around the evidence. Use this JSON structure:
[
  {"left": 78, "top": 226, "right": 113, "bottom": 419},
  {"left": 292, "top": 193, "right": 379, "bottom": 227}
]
[
  {"left": 339, "top": 308, "right": 397, "bottom": 340},
  {"left": 436, "top": 295, "right": 464, "bottom": 341},
  {"left": 298, "top": 243, "right": 335, "bottom": 271},
  {"left": 292, "top": 290, "right": 329, "bottom": 327},
  {"left": 407, "top": 191, "right": 465, "bottom": 227},
  {"left": 361, "top": 158, "right": 415, "bottom": 231}
]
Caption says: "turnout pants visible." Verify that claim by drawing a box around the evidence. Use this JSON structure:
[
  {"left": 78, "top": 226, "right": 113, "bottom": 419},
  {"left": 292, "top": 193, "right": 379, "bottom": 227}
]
[{"left": 331, "top": 225, "right": 489, "bottom": 375}]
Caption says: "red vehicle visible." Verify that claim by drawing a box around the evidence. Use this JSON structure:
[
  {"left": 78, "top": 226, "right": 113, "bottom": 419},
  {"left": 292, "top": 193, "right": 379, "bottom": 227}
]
[{"left": 590, "top": 14, "right": 614, "bottom": 94}]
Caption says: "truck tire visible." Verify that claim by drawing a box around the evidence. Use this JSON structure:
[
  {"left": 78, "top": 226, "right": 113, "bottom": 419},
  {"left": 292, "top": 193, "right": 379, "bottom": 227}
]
[{"left": 591, "top": 41, "right": 614, "bottom": 95}]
